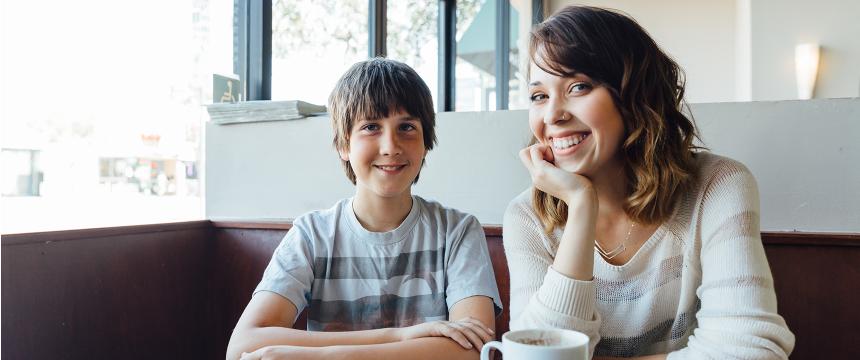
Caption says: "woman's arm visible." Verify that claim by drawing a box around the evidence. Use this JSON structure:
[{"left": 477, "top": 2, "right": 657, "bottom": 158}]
[
  {"left": 503, "top": 200, "right": 602, "bottom": 356},
  {"left": 502, "top": 145, "right": 602, "bottom": 352},
  {"left": 668, "top": 161, "right": 794, "bottom": 359}
]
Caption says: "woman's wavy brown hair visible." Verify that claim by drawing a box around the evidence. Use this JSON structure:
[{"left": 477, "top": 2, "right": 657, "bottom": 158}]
[{"left": 529, "top": 6, "right": 702, "bottom": 233}]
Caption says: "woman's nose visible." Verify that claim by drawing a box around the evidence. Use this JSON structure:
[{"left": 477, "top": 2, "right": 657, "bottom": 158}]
[{"left": 544, "top": 99, "right": 568, "bottom": 125}]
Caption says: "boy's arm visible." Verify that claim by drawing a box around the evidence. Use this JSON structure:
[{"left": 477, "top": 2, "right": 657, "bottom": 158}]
[
  {"left": 227, "top": 292, "right": 403, "bottom": 360},
  {"left": 240, "top": 295, "right": 497, "bottom": 360}
]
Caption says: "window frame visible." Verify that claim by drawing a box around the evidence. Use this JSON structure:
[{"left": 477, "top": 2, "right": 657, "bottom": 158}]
[{"left": 236, "top": 0, "right": 544, "bottom": 110}]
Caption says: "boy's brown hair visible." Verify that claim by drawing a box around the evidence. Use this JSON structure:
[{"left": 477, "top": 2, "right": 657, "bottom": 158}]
[{"left": 328, "top": 58, "right": 437, "bottom": 184}]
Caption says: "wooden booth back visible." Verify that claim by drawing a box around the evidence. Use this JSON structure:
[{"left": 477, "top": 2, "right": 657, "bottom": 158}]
[{"left": 3, "top": 221, "right": 858, "bottom": 359}]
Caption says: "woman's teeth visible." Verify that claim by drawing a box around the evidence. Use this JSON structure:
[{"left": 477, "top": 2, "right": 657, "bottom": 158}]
[{"left": 552, "top": 134, "right": 589, "bottom": 149}]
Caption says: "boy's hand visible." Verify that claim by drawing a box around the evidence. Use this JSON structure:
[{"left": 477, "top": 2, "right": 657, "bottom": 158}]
[
  {"left": 240, "top": 345, "right": 316, "bottom": 360},
  {"left": 397, "top": 317, "right": 495, "bottom": 350}
]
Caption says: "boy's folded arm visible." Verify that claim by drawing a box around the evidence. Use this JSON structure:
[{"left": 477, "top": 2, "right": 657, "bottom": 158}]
[
  {"left": 325, "top": 295, "right": 498, "bottom": 360},
  {"left": 227, "top": 292, "right": 402, "bottom": 360},
  {"left": 242, "top": 296, "right": 497, "bottom": 360},
  {"left": 230, "top": 293, "right": 496, "bottom": 360}
]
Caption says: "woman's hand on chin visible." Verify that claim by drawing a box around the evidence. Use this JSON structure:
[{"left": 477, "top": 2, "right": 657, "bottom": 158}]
[{"left": 519, "top": 144, "right": 596, "bottom": 204}]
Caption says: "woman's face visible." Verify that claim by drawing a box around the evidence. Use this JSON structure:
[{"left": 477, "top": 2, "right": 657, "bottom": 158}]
[{"left": 528, "top": 61, "right": 626, "bottom": 178}]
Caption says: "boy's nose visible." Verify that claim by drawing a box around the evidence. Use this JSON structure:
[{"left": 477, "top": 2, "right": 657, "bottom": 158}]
[{"left": 379, "top": 131, "right": 402, "bottom": 155}]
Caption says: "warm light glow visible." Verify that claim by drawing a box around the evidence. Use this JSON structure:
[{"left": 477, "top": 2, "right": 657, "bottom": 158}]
[{"left": 795, "top": 43, "right": 820, "bottom": 100}]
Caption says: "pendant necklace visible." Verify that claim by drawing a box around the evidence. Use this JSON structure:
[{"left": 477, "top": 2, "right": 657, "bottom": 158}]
[{"left": 595, "top": 220, "right": 636, "bottom": 260}]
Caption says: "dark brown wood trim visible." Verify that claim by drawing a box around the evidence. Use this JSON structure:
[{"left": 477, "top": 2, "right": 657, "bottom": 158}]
[
  {"left": 1, "top": 220, "right": 211, "bottom": 246},
  {"left": 210, "top": 220, "right": 294, "bottom": 230},
  {"left": 761, "top": 231, "right": 860, "bottom": 246},
  {"left": 484, "top": 226, "right": 502, "bottom": 237},
  {"left": 6, "top": 220, "right": 856, "bottom": 247},
  {"left": 209, "top": 221, "right": 859, "bottom": 246}
]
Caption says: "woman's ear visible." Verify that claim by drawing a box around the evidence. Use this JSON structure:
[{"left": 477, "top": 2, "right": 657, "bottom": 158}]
[{"left": 338, "top": 147, "right": 349, "bottom": 161}]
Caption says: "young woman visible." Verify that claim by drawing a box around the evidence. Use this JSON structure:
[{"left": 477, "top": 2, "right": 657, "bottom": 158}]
[{"left": 504, "top": 6, "right": 795, "bottom": 359}]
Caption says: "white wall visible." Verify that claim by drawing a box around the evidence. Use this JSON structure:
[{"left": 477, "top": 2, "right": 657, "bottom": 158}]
[
  {"left": 547, "top": 0, "right": 738, "bottom": 103},
  {"left": 547, "top": 0, "right": 860, "bottom": 102},
  {"left": 206, "top": 99, "right": 860, "bottom": 232},
  {"left": 750, "top": 0, "right": 860, "bottom": 101}
]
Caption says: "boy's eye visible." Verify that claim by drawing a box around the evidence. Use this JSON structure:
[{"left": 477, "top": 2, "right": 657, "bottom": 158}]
[
  {"left": 361, "top": 123, "right": 380, "bottom": 132},
  {"left": 399, "top": 123, "right": 417, "bottom": 131},
  {"left": 529, "top": 93, "right": 548, "bottom": 102}
]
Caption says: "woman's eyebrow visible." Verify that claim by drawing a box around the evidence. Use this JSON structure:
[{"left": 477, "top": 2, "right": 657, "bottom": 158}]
[{"left": 528, "top": 80, "right": 542, "bottom": 87}]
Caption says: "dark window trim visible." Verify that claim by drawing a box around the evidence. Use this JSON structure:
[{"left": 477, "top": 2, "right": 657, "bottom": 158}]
[
  {"left": 237, "top": 0, "right": 272, "bottom": 101},
  {"left": 369, "top": 0, "right": 387, "bottom": 57},
  {"left": 495, "top": 0, "right": 510, "bottom": 110},
  {"left": 438, "top": 0, "right": 456, "bottom": 112}
]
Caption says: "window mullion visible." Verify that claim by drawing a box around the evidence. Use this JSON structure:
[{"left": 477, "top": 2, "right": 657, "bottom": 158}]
[
  {"left": 238, "top": 0, "right": 271, "bottom": 101},
  {"left": 438, "top": 0, "right": 456, "bottom": 112},
  {"left": 495, "top": 0, "right": 510, "bottom": 110},
  {"left": 369, "top": 0, "right": 387, "bottom": 57}
]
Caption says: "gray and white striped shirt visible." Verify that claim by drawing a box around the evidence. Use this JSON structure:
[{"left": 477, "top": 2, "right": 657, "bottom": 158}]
[{"left": 255, "top": 196, "right": 502, "bottom": 331}]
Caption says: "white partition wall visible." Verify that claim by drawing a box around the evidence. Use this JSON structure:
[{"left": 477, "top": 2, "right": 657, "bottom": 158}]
[{"left": 206, "top": 98, "right": 860, "bottom": 232}]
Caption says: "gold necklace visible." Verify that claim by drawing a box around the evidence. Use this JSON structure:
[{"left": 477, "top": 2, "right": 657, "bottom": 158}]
[{"left": 595, "top": 220, "right": 636, "bottom": 260}]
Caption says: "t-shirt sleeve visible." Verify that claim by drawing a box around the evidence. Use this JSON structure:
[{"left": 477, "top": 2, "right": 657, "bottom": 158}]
[
  {"left": 253, "top": 223, "right": 315, "bottom": 313},
  {"left": 444, "top": 215, "right": 504, "bottom": 316}
]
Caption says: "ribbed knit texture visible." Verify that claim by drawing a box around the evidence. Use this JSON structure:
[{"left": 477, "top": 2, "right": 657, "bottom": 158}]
[{"left": 503, "top": 152, "right": 795, "bottom": 359}]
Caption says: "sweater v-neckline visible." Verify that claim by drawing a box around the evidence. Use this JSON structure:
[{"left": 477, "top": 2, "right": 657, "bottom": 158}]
[{"left": 596, "top": 222, "right": 669, "bottom": 270}]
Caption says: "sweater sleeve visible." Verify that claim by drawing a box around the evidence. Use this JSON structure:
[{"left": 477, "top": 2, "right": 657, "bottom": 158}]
[
  {"left": 502, "top": 194, "right": 602, "bottom": 356},
  {"left": 668, "top": 161, "right": 795, "bottom": 359}
]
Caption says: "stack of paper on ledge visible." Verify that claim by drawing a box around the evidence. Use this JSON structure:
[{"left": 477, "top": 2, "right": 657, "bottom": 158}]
[{"left": 207, "top": 100, "right": 327, "bottom": 125}]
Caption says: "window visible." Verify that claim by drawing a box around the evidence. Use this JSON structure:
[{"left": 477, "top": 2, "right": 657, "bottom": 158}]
[
  {"left": 239, "top": 0, "right": 541, "bottom": 110},
  {"left": 1, "top": 149, "right": 42, "bottom": 197},
  {"left": 270, "top": 0, "right": 369, "bottom": 105},
  {"left": 0, "top": 0, "right": 228, "bottom": 233},
  {"left": 386, "top": 0, "right": 439, "bottom": 109}
]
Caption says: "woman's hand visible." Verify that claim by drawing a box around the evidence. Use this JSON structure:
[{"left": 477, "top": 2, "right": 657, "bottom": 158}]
[
  {"left": 397, "top": 317, "right": 495, "bottom": 351},
  {"left": 519, "top": 144, "right": 595, "bottom": 204}
]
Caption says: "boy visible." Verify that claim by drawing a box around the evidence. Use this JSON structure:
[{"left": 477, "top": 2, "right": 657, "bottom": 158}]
[{"left": 227, "top": 58, "right": 502, "bottom": 360}]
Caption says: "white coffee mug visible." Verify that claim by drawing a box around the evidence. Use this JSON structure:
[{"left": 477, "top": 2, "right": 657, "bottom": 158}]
[{"left": 480, "top": 328, "right": 590, "bottom": 360}]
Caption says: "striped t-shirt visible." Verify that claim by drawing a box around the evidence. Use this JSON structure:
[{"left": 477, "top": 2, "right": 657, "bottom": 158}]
[{"left": 254, "top": 195, "right": 503, "bottom": 331}]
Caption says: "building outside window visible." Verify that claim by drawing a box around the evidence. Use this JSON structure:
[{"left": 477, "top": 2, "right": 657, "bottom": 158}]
[{"left": 0, "top": 0, "right": 233, "bottom": 233}]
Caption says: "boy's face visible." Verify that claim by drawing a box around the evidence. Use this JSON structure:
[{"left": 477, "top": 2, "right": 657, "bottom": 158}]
[{"left": 339, "top": 109, "right": 427, "bottom": 200}]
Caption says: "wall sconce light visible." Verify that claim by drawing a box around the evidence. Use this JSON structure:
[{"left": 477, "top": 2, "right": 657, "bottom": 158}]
[{"left": 795, "top": 43, "right": 820, "bottom": 100}]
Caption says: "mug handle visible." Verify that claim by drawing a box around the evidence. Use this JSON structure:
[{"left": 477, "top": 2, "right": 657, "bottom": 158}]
[{"left": 481, "top": 341, "right": 503, "bottom": 360}]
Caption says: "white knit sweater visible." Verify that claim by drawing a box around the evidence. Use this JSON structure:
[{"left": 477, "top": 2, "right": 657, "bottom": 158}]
[{"left": 503, "top": 152, "right": 795, "bottom": 359}]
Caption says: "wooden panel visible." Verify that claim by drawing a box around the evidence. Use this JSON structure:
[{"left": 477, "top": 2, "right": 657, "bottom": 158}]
[
  {"left": 204, "top": 227, "right": 306, "bottom": 359},
  {"left": 4, "top": 220, "right": 856, "bottom": 360},
  {"left": 762, "top": 233, "right": 860, "bottom": 359},
  {"left": 209, "top": 223, "right": 860, "bottom": 360},
  {"left": 485, "top": 234, "right": 509, "bottom": 339},
  {"left": 1, "top": 221, "right": 211, "bottom": 360}
]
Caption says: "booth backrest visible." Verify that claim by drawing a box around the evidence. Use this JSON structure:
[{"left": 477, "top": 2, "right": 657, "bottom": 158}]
[{"left": 3, "top": 221, "right": 858, "bottom": 359}]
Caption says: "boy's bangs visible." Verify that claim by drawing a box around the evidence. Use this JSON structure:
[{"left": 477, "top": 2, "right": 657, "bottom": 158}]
[{"left": 350, "top": 74, "right": 417, "bottom": 122}]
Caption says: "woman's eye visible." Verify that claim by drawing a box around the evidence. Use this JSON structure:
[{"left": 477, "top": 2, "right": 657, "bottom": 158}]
[
  {"left": 569, "top": 82, "right": 592, "bottom": 94},
  {"left": 399, "top": 123, "right": 417, "bottom": 131},
  {"left": 529, "top": 93, "right": 548, "bottom": 102},
  {"left": 362, "top": 124, "right": 380, "bottom": 132}
]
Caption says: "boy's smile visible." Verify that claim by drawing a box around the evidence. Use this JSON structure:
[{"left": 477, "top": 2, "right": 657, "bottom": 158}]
[{"left": 340, "top": 110, "right": 427, "bottom": 200}]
